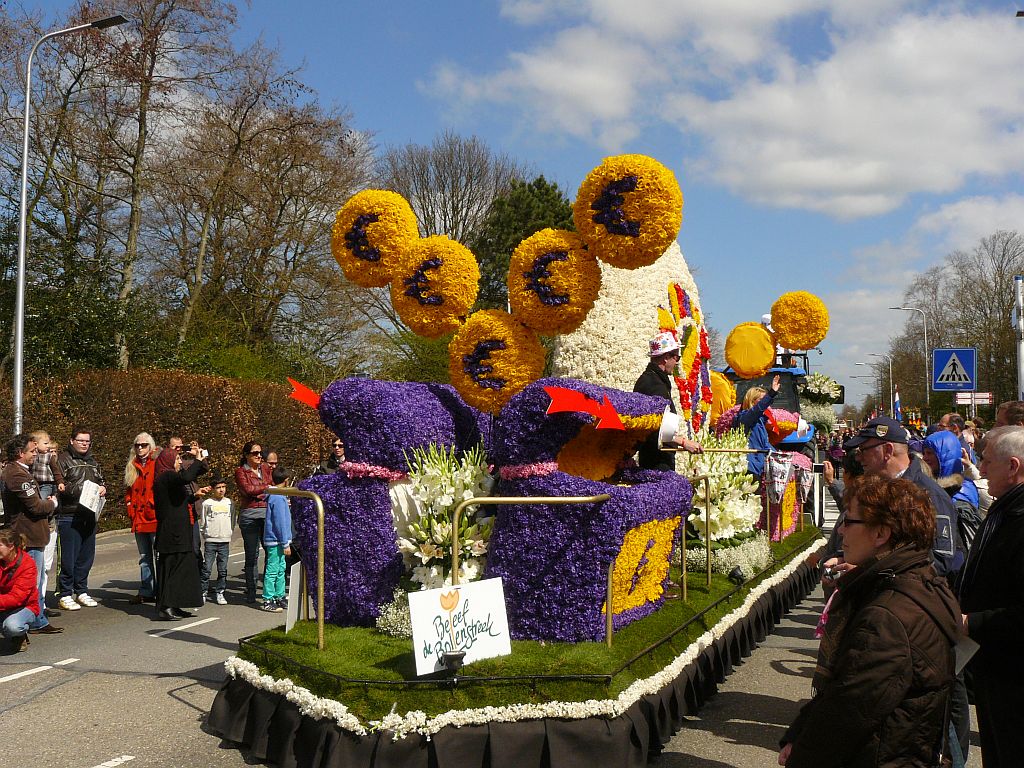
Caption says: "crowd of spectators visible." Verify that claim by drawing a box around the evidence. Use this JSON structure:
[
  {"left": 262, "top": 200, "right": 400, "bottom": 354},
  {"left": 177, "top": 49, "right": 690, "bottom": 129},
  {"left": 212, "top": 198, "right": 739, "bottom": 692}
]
[
  {"left": 792, "top": 403, "right": 1024, "bottom": 767},
  {"left": 2, "top": 427, "right": 343, "bottom": 651}
]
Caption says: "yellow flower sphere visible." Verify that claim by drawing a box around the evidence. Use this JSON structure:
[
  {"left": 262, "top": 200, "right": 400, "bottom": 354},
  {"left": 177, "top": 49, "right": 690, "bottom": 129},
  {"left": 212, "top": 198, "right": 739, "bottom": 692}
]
[
  {"left": 725, "top": 322, "right": 776, "bottom": 379},
  {"left": 448, "top": 309, "right": 547, "bottom": 414},
  {"left": 331, "top": 190, "right": 419, "bottom": 288},
  {"left": 390, "top": 235, "right": 480, "bottom": 338},
  {"left": 770, "top": 291, "right": 830, "bottom": 351},
  {"left": 508, "top": 229, "right": 601, "bottom": 335},
  {"left": 573, "top": 154, "right": 683, "bottom": 269}
]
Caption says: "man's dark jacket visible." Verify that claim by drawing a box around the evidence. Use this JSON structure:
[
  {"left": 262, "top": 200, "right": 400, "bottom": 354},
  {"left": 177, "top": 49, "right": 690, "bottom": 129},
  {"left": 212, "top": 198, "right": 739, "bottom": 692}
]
[
  {"left": 57, "top": 445, "right": 105, "bottom": 519},
  {"left": 633, "top": 361, "right": 673, "bottom": 471},
  {"left": 902, "top": 457, "right": 962, "bottom": 578},
  {"left": 957, "top": 482, "right": 1024, "bottom": 768},
  {"left": 2, "top": 461, "right": 56, "bottom": 548}
]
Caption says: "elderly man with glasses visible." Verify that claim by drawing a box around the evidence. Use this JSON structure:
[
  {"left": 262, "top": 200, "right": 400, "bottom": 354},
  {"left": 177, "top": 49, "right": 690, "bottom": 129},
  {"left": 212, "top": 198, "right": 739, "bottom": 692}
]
[
  {"left": 958, "top": 426, "right": 1024, "bottom": 768},
  {"left": 56, "top": 426, "right": 106, "bottom": 611}
]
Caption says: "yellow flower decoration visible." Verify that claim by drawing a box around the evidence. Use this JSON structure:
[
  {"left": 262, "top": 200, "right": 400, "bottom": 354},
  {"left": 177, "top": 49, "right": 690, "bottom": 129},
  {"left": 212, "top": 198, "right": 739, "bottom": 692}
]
[
  {"left": 770, "top": 291, "right": 830, "bottom": 351},
  {"left": 556, "top": 414, "right": 662, "bottom": 482},
  {"left": 508, "top": 229, "right": 601, "bottom": 335},
  {"left": 331, "top": 190, "right": 419, "bottom": 288},
  {"left": 448, "top": 309, "right": 547, "bottom": 414},
  {"left": 390, "top": 235, "right": 480, "bottom": 338},
  {"left": 725, "top": 322, "right": 776, "bottom": 379},
  {"left": 573, "top": 154, "right": 683, "bottom": 269},
  {"left": 603, "top": 516, "right": 681, "bottom": 615},
  {"left": 708, "top": 370, "right": 736, "bottom": 427}
]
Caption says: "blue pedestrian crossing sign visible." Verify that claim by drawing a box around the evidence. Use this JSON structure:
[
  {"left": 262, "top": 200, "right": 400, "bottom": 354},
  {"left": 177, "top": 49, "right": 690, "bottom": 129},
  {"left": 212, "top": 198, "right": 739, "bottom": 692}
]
[{"left": 932, "top": 348, "right": 976, "bottom": 391}]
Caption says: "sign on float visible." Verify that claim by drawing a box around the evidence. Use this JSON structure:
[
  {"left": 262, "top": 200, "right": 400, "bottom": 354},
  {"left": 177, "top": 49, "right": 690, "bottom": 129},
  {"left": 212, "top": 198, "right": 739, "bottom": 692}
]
[{"left": 408, "top": 578, "right": 512, "bottom": 676}]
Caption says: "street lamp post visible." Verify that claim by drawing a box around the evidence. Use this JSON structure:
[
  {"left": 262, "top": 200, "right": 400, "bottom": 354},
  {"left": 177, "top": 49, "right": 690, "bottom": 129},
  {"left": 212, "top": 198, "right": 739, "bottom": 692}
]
[
  {"left": 851, "top": 374, "right": 879, "bottom": 414},
  {"left": 868, "top": 353, "right": 894, "bottom": 417},
  {"left": 13, "top": 13, "right": 129, "bottom": 433},
  {"left": 854, "top": 362, "right": 883, "bottom": 412},
  {"left": 890, "top": 306, "right": 930, "bottom": 424}
]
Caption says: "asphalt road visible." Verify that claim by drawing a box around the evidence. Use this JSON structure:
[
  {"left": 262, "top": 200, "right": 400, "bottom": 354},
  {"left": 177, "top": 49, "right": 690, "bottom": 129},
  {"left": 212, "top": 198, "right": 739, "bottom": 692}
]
[{"left": 0, "top": 529, "right": 280, "bottom": 768}]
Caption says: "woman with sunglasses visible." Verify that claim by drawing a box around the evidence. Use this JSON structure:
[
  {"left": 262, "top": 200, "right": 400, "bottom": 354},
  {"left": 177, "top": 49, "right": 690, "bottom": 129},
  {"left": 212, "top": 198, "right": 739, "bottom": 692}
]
[
  {"left": 779, "top": 475, "right": 961, "bottom": 768},
  {"left": 235, "top": 441, "right": 273, "bottom": 604},
  {"left": 124, "top": 432, "right": 159, "bottom": 605},
  {"left": 314, "top": 438, "right": 345, "bottom": 476}
]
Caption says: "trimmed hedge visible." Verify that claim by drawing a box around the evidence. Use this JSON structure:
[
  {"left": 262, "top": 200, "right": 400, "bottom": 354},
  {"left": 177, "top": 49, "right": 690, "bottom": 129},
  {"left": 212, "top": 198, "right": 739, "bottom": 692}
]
[{"left": 1, "top": 369, "right": 334, "bottom": 530}]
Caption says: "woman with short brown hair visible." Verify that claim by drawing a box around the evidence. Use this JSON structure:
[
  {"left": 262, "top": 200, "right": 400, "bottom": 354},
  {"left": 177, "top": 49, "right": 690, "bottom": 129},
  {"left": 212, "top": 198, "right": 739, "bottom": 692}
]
[{"left": 779, "top": 475, "right": 961, "bottom": 767}]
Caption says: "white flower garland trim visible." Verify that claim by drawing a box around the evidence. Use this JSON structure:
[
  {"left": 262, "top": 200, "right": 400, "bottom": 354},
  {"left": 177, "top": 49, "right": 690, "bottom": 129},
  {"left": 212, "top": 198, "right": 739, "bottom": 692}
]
[{"left": 223, "top": 536, "right": 824, "bottom": 740}]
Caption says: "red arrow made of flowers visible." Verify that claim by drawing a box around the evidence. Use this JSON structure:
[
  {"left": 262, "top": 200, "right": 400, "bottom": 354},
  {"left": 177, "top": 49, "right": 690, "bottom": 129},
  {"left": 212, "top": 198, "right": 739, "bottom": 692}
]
[
  {"left": 543, "top": 386, "right": 625, "bottom": 430},
  {"left": 287, "top": 377, "right": 321, "bottom": 410}
]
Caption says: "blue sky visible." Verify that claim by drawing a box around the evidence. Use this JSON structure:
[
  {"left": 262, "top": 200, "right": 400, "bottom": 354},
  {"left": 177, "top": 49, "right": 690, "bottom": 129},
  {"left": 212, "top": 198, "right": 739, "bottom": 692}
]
[{"left": 33, "top": 1, "right": 1024, "bottom": 409}]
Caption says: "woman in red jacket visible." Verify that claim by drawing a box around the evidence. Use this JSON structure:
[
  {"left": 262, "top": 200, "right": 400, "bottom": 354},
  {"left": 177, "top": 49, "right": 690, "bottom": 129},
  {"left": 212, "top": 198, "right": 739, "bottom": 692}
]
[
  {"left": 235, "top": 441, "right": 273, "bottom": 604},
  {"left": 124, "top": 432, "right": 159, "bottom": 605},
  {"left": 1, "top": 528, "right": 40, "bottom": 653}
]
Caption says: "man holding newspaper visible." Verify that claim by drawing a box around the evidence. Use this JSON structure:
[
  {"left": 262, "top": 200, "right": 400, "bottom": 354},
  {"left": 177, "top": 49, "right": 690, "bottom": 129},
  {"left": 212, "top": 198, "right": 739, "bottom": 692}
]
[{"left": 56, "top": 426, "right": 107, "bottom": 612}]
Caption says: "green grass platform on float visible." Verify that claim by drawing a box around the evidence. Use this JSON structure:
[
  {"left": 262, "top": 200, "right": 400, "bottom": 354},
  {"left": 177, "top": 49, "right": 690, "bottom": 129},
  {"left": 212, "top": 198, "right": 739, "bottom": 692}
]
[{"left": 233, "top": 526, "right": 821, "bottom": 724}]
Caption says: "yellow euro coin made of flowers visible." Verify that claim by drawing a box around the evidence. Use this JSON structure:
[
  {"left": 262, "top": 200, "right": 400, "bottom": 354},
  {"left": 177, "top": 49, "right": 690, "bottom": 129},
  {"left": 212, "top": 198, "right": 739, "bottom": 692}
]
[
  {"left": 508, "top": 228, "right": 601, "bottom": 336},
  {"left": 390, "top": 235, "right": 481, "bottom": 339},
  {"left": 603, "top": 515, "right": 681, "bottom": 616},
  {"left": 331, "top": 190, "right": 419, "bottom": 288},
  {"left": 448, "top": 309, "right": 547, "bottom": 414},
  {"left": 770, "top": 291, "right": 830, "bottom": 351},
  {"left": 725, "top": 321, "right": 776, "bottom": 379},
  {"left": 573, "top": 154, "right": 683, "bottom": 270}
]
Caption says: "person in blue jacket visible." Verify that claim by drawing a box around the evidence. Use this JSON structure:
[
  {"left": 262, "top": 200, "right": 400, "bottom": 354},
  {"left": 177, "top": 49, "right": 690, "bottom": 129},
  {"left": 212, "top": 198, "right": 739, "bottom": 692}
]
[
  {"left": 736, "top": 374, "right": 780, "bottom": 478},
  {"left": 262, "top": 466, "right": 292, "bottom": 613},
  {"left": 924, "top": 429, "right": 982, "bottom": 552}
]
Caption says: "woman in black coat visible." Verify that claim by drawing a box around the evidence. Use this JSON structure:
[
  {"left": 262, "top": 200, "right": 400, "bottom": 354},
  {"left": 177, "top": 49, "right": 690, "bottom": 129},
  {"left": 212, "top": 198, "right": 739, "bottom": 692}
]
[{"left": 154, "top": 449, "right": 207, "bottom": 621}]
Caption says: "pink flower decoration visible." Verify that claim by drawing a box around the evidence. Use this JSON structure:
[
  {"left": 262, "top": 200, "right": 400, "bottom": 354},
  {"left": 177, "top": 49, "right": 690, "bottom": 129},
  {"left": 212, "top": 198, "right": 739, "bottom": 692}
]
[{"left": 338, "top": 462, "right": 407, "bottom": 482}]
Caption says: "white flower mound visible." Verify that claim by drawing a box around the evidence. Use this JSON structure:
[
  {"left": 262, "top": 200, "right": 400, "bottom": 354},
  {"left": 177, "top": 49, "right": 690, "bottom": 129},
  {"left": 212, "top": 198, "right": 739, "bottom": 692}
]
[{"left": 551, "top": 241, "right": 701, "bottom": 415}]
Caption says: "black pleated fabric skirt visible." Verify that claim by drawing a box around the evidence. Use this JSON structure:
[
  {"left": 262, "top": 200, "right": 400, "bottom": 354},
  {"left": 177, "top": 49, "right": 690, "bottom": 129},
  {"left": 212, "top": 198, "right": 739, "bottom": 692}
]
[{"left": 156, "top": 551, "right": 203, "bottom": 609}]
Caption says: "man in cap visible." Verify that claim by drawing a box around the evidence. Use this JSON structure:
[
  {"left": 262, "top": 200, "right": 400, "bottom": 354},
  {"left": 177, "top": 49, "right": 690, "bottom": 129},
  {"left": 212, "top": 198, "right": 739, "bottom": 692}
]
[
  {"left": 633, "top": 331, "right": 701, "bottom": 471},
  {"left": 841, "top": 416, "right": 962, "bottom": 577}
]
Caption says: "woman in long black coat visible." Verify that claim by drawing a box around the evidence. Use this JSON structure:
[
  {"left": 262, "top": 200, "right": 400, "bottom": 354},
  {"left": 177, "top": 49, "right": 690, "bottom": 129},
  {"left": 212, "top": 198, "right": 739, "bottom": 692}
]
[{"left": 154, "top": 450, "right": 207, "bottom": 620}]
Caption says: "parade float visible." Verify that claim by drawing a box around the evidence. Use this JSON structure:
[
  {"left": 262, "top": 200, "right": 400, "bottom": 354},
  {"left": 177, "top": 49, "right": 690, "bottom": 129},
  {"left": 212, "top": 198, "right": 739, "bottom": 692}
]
[{"left": 207, "top": 155, "right": 824, "bottom": 768}]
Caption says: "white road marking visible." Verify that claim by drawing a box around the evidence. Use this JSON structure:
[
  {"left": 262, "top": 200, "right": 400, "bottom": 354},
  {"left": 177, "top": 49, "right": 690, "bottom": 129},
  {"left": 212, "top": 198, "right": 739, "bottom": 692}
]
[
  {"left": 148, "top": 616, "right": 220, "bottom": 638},
  {"left": 90, "top": 756, "right": 136, "bottom": 768},
  {"left": 0, "top": 656, "right": 79, "bottom": 683},
  {"left": 0, "top": 665, "right": 54, "bottom": 683}
]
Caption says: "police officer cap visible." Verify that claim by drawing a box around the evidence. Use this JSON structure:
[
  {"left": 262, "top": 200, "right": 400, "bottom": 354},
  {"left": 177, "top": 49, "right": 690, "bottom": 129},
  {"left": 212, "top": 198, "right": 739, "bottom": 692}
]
[{"left": 843, "top": 416, "right": 909, "bottom": 448}]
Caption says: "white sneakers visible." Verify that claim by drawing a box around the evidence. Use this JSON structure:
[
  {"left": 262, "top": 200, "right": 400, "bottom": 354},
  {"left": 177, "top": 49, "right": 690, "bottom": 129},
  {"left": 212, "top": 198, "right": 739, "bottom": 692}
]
[
  {"left": 215, "top": 592, "right": 228, "bottom": 605},
  {"left": 59, "top": 594, "right": 97, "bottom": 610},
  {"left": 58, "top": 596, "right": 81, "bottom": 611}
]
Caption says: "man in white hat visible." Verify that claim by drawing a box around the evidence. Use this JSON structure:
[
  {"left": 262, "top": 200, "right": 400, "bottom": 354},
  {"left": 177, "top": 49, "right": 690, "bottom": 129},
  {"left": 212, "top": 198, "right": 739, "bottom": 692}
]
[{"left": 633, "top": 331, "right": 702, "bottom": 470}]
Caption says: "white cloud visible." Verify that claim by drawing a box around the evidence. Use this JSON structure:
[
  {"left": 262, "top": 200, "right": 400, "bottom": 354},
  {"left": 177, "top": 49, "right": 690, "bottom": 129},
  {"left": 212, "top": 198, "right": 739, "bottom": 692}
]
[
  {"left": 914, "top": 195, "right": 1024, "bottom": 254},
  {"left": 431, "top": 3, "right": 1024, "bottom": 219},
  {"left": 430, "top": 26, "right": 656, "bottom": 148}
]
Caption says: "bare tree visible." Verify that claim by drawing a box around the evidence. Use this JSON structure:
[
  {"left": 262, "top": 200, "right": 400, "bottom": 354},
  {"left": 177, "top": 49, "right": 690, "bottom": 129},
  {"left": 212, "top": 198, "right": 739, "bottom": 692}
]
[{"left": 377, "top": 130, "right": 524, "bottom": 244}]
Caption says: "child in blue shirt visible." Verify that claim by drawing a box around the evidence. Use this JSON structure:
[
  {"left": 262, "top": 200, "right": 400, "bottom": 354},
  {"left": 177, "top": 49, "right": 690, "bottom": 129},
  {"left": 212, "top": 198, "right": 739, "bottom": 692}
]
[{"left": 261, "top": 466, "right": 292, "bottom": 612}]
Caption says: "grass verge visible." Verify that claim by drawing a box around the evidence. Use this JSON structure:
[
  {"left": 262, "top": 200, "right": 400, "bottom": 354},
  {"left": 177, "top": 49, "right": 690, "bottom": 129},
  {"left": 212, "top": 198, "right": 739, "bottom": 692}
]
[{"left": 237, "top": 527, "right": 821, "bottom": 722}]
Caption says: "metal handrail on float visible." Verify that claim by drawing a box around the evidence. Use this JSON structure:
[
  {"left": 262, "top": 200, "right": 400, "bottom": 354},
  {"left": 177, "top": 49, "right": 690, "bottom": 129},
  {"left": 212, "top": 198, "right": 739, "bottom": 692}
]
[
  {"left": 265, "top": 486, "right": 326, "bottom": 651},
  {"left": 450, "top": 495, "right": 613, "bottom": 644}
]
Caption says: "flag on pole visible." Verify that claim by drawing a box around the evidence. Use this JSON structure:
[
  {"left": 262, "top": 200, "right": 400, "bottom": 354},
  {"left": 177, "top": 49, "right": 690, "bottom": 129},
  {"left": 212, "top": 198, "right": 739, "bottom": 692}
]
[{"left": 894, "top": 385, "right": 902, "bottom": 423}]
